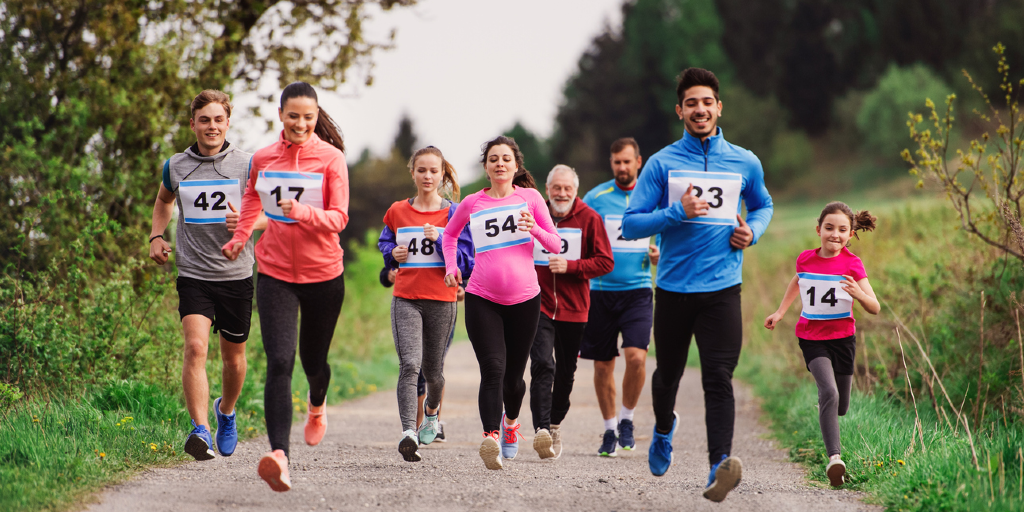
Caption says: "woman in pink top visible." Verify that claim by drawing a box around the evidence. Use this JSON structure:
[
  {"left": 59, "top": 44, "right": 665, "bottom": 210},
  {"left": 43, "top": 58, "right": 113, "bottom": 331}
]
[
  {"left": 442, "top": 136, "right": 562, "bottom": 470},
  {"left": 222, "top": 82, "right": 349, "bottom": 493},
  {"left": 763, "top": 201, "right": 879, "bottom": 488}
]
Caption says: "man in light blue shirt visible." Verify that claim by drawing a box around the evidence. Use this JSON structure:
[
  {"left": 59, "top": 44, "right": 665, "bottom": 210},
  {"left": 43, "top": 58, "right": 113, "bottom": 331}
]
[
  {"left": 580, "top": 138, "right": 659, "bottom": 458},
  {"left": 623, "top": 68, "right": 774, "bottom": 502}
]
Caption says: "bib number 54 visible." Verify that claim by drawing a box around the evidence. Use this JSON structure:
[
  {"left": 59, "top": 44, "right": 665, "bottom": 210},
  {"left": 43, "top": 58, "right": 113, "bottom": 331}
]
[{"left": 485, "top": 215, "right": 517, "bottom": 237}]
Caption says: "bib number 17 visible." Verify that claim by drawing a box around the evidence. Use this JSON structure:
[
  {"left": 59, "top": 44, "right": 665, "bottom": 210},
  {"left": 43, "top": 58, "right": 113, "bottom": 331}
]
[{"left": 270, "top": 186, "right": 304, "bottom": 203}]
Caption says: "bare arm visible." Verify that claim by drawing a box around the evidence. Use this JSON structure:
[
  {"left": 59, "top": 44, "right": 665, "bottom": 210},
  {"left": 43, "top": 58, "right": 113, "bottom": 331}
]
[
  {"left": 764, "top": 274, "right": 800, "bottom": 330},
  {"left": 149, "top": 184, "right": 176, "bottom": 264},
  {"left": 844, "top": 276, "right": 880, "bottom": 315}
]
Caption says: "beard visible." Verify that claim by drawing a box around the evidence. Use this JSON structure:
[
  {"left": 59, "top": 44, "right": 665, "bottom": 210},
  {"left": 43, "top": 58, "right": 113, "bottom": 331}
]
[
  {"left": 551, "top": 199, "right": 573, "bottom": 215},
  {"left": 615, "top": 173, "right": 635, "bottom": 187}
]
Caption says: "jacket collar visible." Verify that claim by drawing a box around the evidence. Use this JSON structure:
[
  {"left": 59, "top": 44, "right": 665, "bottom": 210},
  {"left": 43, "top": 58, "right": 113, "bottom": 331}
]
[
  {"left": 278, "top": 131, "right": 321, "bottom": 149},
  {"left": 185, "top": 141, "right": 234, "bottom": 162},
  {"left": 678, "top": 127, "right": 724, "bottom": 157}
]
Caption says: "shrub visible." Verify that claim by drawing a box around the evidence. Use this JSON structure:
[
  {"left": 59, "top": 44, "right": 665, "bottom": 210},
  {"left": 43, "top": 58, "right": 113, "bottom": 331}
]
[{"left": 860, "top": 63, "right": 953, "bottom": 160}]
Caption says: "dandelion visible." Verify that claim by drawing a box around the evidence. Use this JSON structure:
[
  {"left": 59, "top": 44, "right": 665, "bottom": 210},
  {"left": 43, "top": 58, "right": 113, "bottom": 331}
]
[
  {"left": 116, "top": 423, "right": 121, "bottom": 427},
  {"left": 877, "top": 462, "right": 883, "bottom": 468},
  {"left": 897, "top": 460, "right": 905, "bottom": 466},
  {"left": 99, "top": 452, "right": 106, "bottom": 459}
]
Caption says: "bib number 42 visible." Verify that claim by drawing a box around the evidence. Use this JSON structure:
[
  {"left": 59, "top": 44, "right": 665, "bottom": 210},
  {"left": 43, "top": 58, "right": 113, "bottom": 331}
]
[{"left": 193, "top": 191, "right": 227, "bottom": 211}]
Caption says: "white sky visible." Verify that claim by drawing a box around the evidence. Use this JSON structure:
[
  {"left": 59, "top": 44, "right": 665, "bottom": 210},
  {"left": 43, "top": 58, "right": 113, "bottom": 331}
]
[{"left": 232, "top": 0, "right": 625, "bottom": 183}]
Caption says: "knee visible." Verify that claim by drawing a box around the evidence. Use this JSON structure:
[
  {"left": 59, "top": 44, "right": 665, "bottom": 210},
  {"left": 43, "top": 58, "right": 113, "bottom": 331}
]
[
  {"left": 223, "top": 352, "right": 247, "bottom": 373},
  {"left": 593, "top": 361, "right": 614, "bottom": 379},
  {"left": 399, "top": 361, "right": 421, "bottom": 378},
  {"left": 183, "top": 337, "right": 208, "bottom": 361},
  {"left": 625, "top": 352, "right": 647, "bottom": 371},
  {"left": 531, "top": 358, "right": 554, "bottom": 376},
  {"left": 818, "top": 385, "right": 839, "bottom": 407}
]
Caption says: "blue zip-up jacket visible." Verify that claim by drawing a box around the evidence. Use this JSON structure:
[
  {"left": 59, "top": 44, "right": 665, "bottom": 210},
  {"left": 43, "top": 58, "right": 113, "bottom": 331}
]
[
  {"left": 378, "top": 201, "right": 475, "bottom": 281},
  {"left": 582, "top": 179, "right": 653, "bottom": 291},
  {"left": 622, "top": 129, "right": 773, "bottom": 294}
]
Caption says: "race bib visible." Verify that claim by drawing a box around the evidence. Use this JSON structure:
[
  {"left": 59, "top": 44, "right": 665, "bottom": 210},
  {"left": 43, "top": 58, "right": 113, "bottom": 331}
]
[
  {"left": 396, "top": 226, "right": 445, "bottom": 268},
  {"left": 470, "top": 202, "right": 532, "bottom": 253},
  {"left": 533, "top": 228, "right": 582, "bottom": 265},
  {"left": 254, "top": 171, "right": 324, "bottom": 223},
  {"left": 178, "top": 179, "right": 241, "bottom": 224},
  {"left": 798, "top": 272, "right": 853, "bottom": 320},
  {"left": 604, "top": 215, "right": 649, "bottom": 253},
  {"left": 667, "top": 170, "right": 742, "bottom": 226}
]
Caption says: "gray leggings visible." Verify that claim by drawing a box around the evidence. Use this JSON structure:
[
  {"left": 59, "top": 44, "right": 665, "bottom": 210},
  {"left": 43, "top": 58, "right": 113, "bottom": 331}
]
[
  {"left": 391, "top": 297, "right": 457, "bottom": 432},
  {"left": 809, "top": 357, "right": 853, "bottom": 456}
]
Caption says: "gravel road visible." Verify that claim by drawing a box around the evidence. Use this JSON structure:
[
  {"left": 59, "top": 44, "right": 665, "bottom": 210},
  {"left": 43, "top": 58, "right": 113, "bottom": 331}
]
[{"left": 87, "top": 341, "right": 879, "bottom": 511}]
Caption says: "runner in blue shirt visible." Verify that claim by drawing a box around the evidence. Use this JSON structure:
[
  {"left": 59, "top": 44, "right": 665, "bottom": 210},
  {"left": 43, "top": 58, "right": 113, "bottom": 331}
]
[
  {"left": 622, "top": 68, "right": 774, "bottom": 502},
  {"left": 579, "top": 137, "right": 659, "bottom": 458}
]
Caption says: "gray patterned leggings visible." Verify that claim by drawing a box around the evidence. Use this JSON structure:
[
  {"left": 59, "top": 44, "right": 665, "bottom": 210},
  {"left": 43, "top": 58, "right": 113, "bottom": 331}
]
[{"left": 391, "top": 297, "right": 457, "bottom": 432}]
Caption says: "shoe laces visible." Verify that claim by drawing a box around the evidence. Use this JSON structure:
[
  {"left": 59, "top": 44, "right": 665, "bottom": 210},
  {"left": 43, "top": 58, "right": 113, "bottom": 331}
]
[
  {"left": 484, "top": 430, "right": 500, "bottom": 440},
  {"left": 503, "top": 422, "right": 521, "bottom": 444},
  {"left": 308, "top": 409, "right": 325, "bottom": 426}
]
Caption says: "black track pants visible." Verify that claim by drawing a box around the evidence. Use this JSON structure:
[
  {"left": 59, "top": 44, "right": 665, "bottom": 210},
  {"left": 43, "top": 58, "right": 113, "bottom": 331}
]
[
  {"left": 529, "top": 314, "right": 587, "bottom": 431},
  {"left": 651, "top": 285, "right": 742, "bottom": 466},
  {"left": 465, "top": 292, "right": 542, "bottom": 434},
  {"left": 257, "top": 273, "right": 345, "bottom": 457}
]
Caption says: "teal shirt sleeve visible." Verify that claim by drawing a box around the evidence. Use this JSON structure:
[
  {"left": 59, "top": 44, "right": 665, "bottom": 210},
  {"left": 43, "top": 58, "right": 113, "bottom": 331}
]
[
  {"left": 162, "top": 159, "right": 171, "bottom": 191},
  {"left": 621, "top": 159, "right": 688, "bottom": 239}
]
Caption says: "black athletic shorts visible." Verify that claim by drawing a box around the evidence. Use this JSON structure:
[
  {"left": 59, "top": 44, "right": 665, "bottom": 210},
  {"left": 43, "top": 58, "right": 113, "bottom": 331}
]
[
  {"left": 176, "top": 275, "right": 254, "bottom": 343},
  {"left": 798, "top": 335, "right": 856, "bottom": 376},
  {"left": 579, "top": 288, "right": 653, "bottom": 361}
]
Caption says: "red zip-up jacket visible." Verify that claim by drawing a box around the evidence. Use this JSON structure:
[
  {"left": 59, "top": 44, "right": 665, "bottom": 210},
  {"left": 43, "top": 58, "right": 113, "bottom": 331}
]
[
  {"left": 223, "top": 132, "right": 349, "bottom": 283},
  {"left": 535, "top": 197, "right": 614, "bottom": 322}
]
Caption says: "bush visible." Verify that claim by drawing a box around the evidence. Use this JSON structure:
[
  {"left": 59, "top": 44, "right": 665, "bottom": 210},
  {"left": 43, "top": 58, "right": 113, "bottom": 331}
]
[{"left": 858, "top": 63, "right": 953, "bottom": 160}]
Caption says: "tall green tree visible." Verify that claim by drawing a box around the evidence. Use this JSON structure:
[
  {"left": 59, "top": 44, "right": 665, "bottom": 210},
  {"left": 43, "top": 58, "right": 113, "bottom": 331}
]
[{"left": 0, "top": 0, "right": 415, "bottom": 273}]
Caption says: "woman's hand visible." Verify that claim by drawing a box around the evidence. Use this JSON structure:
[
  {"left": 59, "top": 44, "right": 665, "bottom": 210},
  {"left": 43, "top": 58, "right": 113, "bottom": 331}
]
[
  {"left": 423, "top": 223, "right": 439, "bottom": 242},
  {"left": 764, "top": 312, "right": 784, "bottom": 330},
  {"left": 279, "top": 198, "right": 296, "bottom": 217},
  {"left": 518, "top": 210, "right": 534, "bottom": 232},
  {"left": 392, "top": 245, "right": 409, "bottom": 264},
  {"left": 222, "top": 241, "right": 244, "bottom": 261},
  {"left": 444, "top": 269, "right": 463, "bottom": 288}
]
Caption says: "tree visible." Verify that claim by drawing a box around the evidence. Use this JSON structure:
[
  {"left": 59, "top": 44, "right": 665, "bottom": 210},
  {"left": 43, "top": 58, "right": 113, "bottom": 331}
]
[
  {"left": 393, "top": 115, "right": 417, "bottom": 162},
  {"left": 0, "top": 0, "right": 416, "bottom": 273}
]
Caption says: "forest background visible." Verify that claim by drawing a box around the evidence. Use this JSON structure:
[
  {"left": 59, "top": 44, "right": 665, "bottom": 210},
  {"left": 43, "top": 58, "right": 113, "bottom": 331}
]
[{"left": 3, "top": 0, "right": 1024, "bottom": 511}]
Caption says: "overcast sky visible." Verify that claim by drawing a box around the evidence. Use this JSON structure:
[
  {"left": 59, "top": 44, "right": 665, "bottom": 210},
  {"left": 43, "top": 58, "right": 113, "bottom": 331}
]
[{"left": 232, "top": 0, "right": 625, "bottom": 182}]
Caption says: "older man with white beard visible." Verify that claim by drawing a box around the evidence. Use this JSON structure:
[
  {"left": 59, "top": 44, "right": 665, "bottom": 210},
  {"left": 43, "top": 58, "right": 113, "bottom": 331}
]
[{"left": 527, "top": 165, "right": 615, "bottom": 460}]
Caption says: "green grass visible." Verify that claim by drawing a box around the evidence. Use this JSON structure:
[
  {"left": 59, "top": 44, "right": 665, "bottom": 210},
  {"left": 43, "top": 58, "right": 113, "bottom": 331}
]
[
  {"left": 0, "top": 232, "right": 400, "bottom": 512},
  {"left": 739, "top": 191, "right": 1024, "bottom": 510}
]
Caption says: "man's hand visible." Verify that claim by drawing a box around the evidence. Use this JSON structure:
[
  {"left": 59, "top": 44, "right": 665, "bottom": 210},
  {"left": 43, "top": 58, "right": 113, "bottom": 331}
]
[
  {"left": 730, "top": 215, "right": 753, "bottom": 249},
  {"left": 681, "top": 183, "right": 709, "bottom": 218},
  {"left": 548, "top": 256, "right": 568, "bottom": 274},
  {"left": 648, "top": 244, "right": 660, "bottom": 266},
  {"left": 423, "top": 223, "right": 439, "bottom": 242},
  {"left": 222, "top": 241, "right": 244, "bottom": 261},
  {"left": 149, "top": 237, "right": 172, "bottom": 264},
  {"left": 226, "top": 202, "right": 240, "bottom": 233},
  {"left": 392, "top": 245, "right": 409, "bottom": 264}
]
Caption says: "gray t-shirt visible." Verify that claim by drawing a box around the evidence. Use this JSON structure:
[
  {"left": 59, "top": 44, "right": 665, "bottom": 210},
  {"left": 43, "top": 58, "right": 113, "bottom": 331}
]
[{"left": 163, "top": 144, "right": 255, "bottom": 281}]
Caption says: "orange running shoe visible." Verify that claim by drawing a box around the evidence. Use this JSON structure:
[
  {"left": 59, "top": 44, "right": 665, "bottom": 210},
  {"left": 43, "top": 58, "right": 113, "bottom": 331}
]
[
  {"left": 304, "top": 396, "right": 327, "bottom": 446},
  {"left": 257, "top": 449, "right": 291, "bottom": 492}
]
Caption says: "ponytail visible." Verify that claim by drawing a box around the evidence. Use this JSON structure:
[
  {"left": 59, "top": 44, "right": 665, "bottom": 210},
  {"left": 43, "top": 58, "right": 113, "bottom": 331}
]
[
  {"left": 410, "top": 146, "right": 460, "bottom": 202},
  {"left": 817, "top": 201, "right": 877, "bottom": 241},
  {"left": 512, "top": 168, "right": 537, "bottom": 189},
  {"left": 280, "top": 81, "right": 345, "bottom": 152}
]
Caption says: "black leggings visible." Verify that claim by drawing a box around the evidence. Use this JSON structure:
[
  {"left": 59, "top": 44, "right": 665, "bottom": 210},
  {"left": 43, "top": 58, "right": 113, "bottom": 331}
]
[
  {"left": 529, "top": 314, "right": 587, "bottom": 431},
  {"left": 651, "top": 285, "right": 742, "bottom": 466},
  {"left": 465, "top": 292, "right": 542, "bottom": 433},
  {"left": 257, "top": 273, "right": 345, "bottom": 457}
]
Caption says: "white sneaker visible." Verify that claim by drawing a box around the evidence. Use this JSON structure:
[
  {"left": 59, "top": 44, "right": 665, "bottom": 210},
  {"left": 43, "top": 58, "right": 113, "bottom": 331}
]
[
  {"left": 399, "top": 430, "right": 421, "bottom": 462},
  {"left": 826, "top": 457, "right": 846, "bottom": 487},
  {"left": 479, "top": 431, "right": 503, "bottom": 470},
  {"left": 534, "top": 428, "right": 555, "bottom": 459},
  {"left": 551, "top": 424, "right": 562, "bottom": 459}
]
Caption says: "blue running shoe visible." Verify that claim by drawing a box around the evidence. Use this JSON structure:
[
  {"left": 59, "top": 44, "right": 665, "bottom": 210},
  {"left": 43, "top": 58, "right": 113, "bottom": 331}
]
[
  {"left": 618, "top": 419, "right": 635, "bottom": 450},
  {"left": 500, "top": 415, "right": 520, "bottom": 460},
  {"left": 214, "top": 397, "right": 237, "bottom": 456},
  {"left": 598, "top": 429, "right": 617, "bottom": 457},
  {"left": 703, "top": 454, "right": 743, "bottom": 502},
  {"left": 184, "top": 419, "right": 215, "bottom": 461},
  {"left": 648, "top": 411, "right": 678, "bottom": 476}
]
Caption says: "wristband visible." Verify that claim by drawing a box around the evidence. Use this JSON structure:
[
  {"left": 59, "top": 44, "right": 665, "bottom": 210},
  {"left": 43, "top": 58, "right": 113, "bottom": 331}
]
[{"left": 149, "top": 234, "right": 164, "bottom": 244}]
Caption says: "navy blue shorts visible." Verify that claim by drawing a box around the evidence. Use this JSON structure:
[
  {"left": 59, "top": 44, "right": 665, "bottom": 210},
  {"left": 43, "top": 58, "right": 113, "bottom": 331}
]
[{"left": 579, "top": 288, "right": 653, "bottom": 361}]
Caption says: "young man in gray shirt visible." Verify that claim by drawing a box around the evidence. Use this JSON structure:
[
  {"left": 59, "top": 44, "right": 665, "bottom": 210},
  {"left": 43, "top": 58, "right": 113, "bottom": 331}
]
[{"left": 148, "top": 90, "right": 266, "bottom": 460}]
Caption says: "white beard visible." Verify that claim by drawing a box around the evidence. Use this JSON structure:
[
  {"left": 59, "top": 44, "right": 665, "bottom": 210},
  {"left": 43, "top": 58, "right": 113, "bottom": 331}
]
[{"left": 551, "top": 201, "right": 572, "bottom": 216}]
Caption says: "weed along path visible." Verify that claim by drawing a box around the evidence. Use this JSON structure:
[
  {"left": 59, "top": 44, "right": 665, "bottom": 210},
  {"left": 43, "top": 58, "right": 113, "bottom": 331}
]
[{"left": 87, "top": 342, "right": 878, "bottom": 512}]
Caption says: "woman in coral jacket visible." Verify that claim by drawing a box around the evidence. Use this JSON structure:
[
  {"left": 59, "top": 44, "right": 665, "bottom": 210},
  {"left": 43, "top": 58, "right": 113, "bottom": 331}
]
[{"left": 222, "top": 81, "right": 348, "bottom": 493}]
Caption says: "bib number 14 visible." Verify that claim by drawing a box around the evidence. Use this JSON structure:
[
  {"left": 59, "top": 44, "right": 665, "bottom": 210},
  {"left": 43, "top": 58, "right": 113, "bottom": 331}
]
[{"left": 797, "top": 272, "right": 853, "bottom": 320}]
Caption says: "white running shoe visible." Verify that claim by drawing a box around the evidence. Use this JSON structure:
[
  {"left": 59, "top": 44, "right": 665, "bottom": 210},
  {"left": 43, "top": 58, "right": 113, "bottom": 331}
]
[
  {"left": 399, "top": 430, "right": 421, "bottom": 462},
  {"left": 534, "top": 428, "right": 555, "bottom": 459},
  {"left": 480, "top": 431, "right": 503, "bottom": 470},
  {"left": 826, "top": 457, "right": 846, "bottom": 487},
  {"left": 550, "top": 424, "right": 563, "bottom": 459}
]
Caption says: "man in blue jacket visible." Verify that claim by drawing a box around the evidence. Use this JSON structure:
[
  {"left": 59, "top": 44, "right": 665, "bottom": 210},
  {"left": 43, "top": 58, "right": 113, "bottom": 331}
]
[{"left": 622, "top": 68, "right": 773, "bottom": 502}]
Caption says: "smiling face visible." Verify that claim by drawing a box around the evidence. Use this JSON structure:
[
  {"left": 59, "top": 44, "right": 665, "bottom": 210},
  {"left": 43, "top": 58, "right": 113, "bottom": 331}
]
[
  {"left": 278, "top": 96, "right": 319, "bottom": 145},
  {"left": 411, "top": 153, "right": 443, "bottom": 195},
  {"left": 546, "top": 170, "right": 578, "bottom": 215},
  {"left": 610, "top": 146, "right": 641, "bottom": 188},
  {"left": 189, "top": 103, "right": 230, "bottom": 155},
  {"left": 675, "top": 85, "right": 722, "bottom": 140},
  {"left": 484, "top": 144, "right": 517, "bottom": 185},
  {"left": 817, "top": 212, "right": 853, "bottom": 256}
]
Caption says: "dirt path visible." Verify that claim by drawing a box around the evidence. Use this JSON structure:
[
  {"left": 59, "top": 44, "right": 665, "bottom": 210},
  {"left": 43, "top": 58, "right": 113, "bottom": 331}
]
[{"left": 87, "top": 342, "right": 878, "bottom": 511}]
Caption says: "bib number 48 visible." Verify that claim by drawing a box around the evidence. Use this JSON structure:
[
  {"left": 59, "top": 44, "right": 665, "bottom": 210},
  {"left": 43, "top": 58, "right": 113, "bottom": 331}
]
[
  {"left": 485, "top": 215, "right": 517, "bottom": 237},
  {"left": 406, "top": 237, "right": 436, "bottom": 256}
]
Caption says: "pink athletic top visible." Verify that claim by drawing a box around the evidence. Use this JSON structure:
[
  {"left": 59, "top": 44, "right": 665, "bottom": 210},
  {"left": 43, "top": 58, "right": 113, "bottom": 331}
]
[
  {"left": 442, "top": 186, "right": 561, "bottom": 305},
  {"left": 795, "top": 247, "right": 868, "bottom": 340}
]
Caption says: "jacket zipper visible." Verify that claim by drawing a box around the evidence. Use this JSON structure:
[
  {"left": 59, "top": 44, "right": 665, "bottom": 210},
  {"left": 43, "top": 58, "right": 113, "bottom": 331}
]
[
  {"left": 551, "top": 217, "right": 558, "bottom": 320},
  {"left": 702, "top": 138, "right": 709, "bottom": 172}
]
